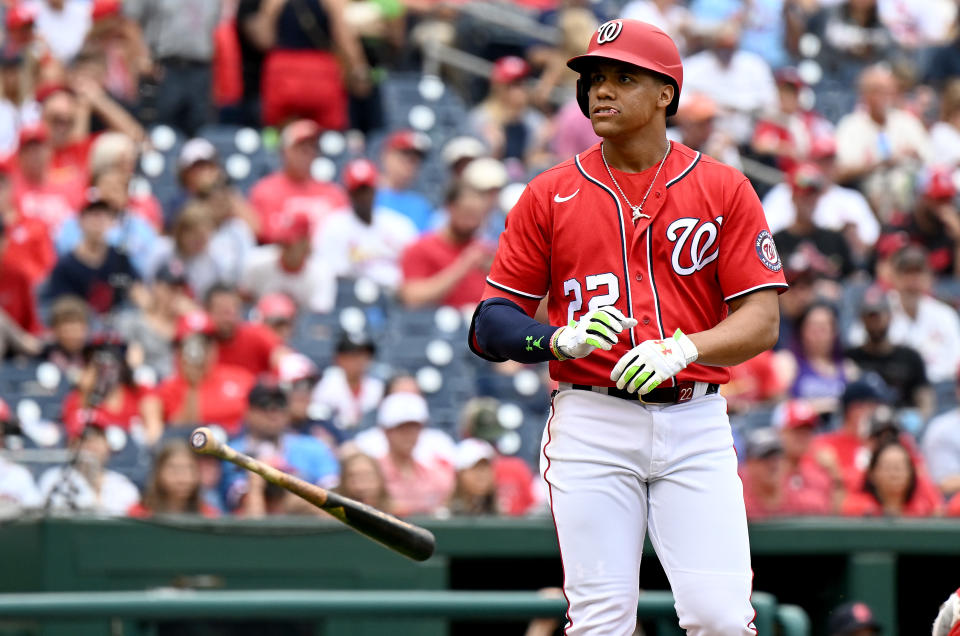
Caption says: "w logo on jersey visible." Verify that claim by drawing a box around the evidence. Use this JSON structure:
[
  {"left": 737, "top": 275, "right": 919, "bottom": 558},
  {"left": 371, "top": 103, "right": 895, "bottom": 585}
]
[{"left": 666, "top": 217, "right": 722, "bottom": 276}]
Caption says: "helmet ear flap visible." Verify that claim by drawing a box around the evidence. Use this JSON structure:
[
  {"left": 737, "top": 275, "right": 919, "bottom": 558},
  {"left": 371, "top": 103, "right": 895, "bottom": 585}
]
[{"left": 576, "top": 77, "right": 590, "bottom": 118}]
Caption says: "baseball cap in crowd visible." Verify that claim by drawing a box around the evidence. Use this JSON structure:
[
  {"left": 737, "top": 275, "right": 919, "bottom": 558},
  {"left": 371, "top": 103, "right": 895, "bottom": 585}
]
[
  {"left": 256, "top": 292, "right": 297, "bottom": 324},
  {"left": 675, "top": 93, "right": 717, "bottom": 124},
  {"left": 177, "top": 138, "right": 218, "bottom": 173},
  {"left": 774, "top": 67, "right": 805, "bottom": 88},
  {"left": 772, "top": 400, "right": 819, "bottom": 430},
  {"left": 893, "top": 244, "right": 930, "bottom": 272},
  {"left": 336, "top": 330, "right": 376, "bottom": 356},
  {"left": 377, "top": 392, "right": 429, "bottom": 429},
  {"left": 248, "top": 382, "right": 288, "bottom": 410},
  {"left": 5, "top": 3, "right": 35, "bottom": 30},
  {"left": 276, "top": 352, "right": 319, "bottom": 386},
  {"left": 827, "top": 601, "right": 881, "bottom": 635},
  {"left": 175, "top": 310, "right": 216, "bottom": 342},
  {"left": 342, "top": 158, "right": 379, "bottom": 191},
  {"left": 442, "top": 136, "right": 486, "bottom": 168},
  {"left": 79, "top": 188, "right": 114, "bottom": 215},
  {"left": 34, "top": 82, "right": 74, "bottom": 104},
  {"left": 841, "top": 373, "right": 889, "bottom": 408},
  {"left": 282, "top": 119, "right": 321, "bottom": 149},
  {"left": 155, "top": 259, "right": 189, "bottom": 287},
  {"left": 454, "top": 438, "right": 496, "bottom": 471},
  {"left": 91, "top": 0, "right": 122, "bottom": 20},
  {"left": 490, "top": 56, "right": 531, "bottom": 85},
  {"left": 274, "top": 213, "right": 312, "bottom": 244},
  {"left": 874, "top": 232, "right": 909, "bottom": 261},
  {"left": 18, "top": 122, "right": 48, "bottom": 146},
  {"left": 917, "top": 165, "right": 958, "bottom": 201},
  {"left": 383, "top": 129, "right": 431, "bottom": 156},
  {"left": 462, "top": 157, "right": 508, "bottom": 192},
  {"left": 745, "top": 427, "right": 783, "bottom": 460},
  {"left": 789, "top": 162, "right": 826, "bottom": 193},
  {"left": 809, "top": 135, "right": 837, "bottom": 161},
  {"left": 859, "top": 287, "right": 891, "bottom": 316}
]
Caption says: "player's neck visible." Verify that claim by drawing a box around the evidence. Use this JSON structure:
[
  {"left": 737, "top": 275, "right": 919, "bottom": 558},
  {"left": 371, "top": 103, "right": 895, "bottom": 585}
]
[{"left": 601, "top": 128, "right": 670, "bottom": 173}]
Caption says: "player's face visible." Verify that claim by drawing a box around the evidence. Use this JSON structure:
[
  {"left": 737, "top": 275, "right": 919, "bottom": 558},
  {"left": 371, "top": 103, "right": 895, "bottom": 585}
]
[{"left": 587, "top": 62, "right": 673, "bottom": 138}]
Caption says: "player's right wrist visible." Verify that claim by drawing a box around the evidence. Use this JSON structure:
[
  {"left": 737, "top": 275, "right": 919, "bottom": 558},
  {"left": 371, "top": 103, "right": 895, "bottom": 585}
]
[{"left": 550, "top": 326, "right": 570, "bottom": 361}]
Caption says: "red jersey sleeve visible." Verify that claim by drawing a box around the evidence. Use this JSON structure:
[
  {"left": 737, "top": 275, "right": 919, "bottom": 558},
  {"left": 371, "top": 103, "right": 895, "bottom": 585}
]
[
  {"left": 482, "top": 185, "right": 551, "bottom": 316},
  {"left": 717, "top": 177, "right": 789, "bottom": 302}
]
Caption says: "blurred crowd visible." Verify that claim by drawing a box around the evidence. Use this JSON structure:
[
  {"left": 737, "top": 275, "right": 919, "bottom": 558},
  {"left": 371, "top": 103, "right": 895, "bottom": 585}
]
[{"left": 0, "top": 0, "right": 959, "bottom": 523}]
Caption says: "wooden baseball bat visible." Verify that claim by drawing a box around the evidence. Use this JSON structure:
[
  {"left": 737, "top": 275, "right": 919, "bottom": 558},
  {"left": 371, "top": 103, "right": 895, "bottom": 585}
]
[{"left": 189, "top": 427, "right": 436, "bottom": 562}]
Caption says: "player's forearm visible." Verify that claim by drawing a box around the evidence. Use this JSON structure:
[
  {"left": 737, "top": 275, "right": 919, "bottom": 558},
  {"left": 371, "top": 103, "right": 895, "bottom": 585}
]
[
  {"left": 687, "top": 290, "right": 780, "bottom": 366},
  {"left": 471, "top": 298, "right": 559, "bottom": 363}
]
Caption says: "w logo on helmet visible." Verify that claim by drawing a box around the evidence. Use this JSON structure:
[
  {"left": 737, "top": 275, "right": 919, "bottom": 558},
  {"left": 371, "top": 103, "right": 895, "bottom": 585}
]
[{"left": 596, "top": 20, "right": 623, "bottom": 45}]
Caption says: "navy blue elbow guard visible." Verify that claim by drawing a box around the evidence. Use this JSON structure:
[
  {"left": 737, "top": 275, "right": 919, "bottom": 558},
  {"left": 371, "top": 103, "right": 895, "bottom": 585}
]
[{"left": 468, "top": 297, "right": 559, "bottom": 364}]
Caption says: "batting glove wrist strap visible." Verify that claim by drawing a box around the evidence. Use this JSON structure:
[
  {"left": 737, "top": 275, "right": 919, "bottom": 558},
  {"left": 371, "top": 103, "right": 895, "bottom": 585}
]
[
  {"left": 553, "top": 306, "right": 637, "bottom": 360},
  {"left": 609, "top": 329, "right": 699, "bottom": 395},
  {"left": 549, "top": 328, "right": 569, "bottom": 361}
]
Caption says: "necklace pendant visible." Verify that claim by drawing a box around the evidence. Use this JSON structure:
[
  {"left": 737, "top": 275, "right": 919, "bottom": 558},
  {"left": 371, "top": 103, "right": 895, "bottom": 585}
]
[{"left": 631, "top": 205, "right": 650, "bottom": 221}]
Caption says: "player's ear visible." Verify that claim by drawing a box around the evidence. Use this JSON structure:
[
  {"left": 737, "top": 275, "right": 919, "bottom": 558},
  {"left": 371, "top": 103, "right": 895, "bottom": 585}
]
[{"left": 659, "top": 83, "right": 674, "bottom": 110}]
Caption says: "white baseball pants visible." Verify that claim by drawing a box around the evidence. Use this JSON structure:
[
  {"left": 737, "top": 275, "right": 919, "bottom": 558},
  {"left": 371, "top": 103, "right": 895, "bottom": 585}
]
[{"left": 540, "top": 389, "right": 756, "bottom": 635}]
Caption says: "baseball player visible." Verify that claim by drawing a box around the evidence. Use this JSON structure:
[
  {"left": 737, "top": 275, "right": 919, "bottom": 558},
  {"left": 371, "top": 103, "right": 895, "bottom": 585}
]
[{"left": 468, "top": 19, "right": 786, "bottom": 635}]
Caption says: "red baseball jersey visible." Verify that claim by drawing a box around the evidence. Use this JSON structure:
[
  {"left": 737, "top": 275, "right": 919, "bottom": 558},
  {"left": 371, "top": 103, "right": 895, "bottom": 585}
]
[{"left": 480, "top": 141, "right": 787, "bottom": 386}]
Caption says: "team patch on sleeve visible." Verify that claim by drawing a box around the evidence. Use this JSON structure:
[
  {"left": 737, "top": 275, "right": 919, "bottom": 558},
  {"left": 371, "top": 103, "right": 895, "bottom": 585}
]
[{"left": 754, "top": 230, "right": 782, "bottom": 272}]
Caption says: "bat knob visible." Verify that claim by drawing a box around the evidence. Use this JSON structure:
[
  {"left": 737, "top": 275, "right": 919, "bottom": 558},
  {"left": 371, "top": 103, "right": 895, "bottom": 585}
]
[{"left": 190, "top": 427, "right": 213, "bottom": 454}]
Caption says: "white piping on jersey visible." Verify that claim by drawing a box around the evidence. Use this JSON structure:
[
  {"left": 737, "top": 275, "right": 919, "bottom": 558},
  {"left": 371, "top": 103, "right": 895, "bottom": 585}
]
[
  {"left": 723, "top": 282, "right": 790, "bottom": 303},
  {"left": 486, "top": 277, "right": 546, "bottom": 300},
  {"left": 645, "top": 227, "right": 670, "bottom": 386},
  {"left": 574, "top": 153, "right": 637, "bottom": 348},
  {"left": 665, "top": 152, "right": 701, "bottom": 188}
]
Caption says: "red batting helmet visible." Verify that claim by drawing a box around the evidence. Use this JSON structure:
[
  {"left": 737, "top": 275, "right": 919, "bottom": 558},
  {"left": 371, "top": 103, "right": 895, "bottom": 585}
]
[{"left": 567, "top": 19, "right": 683, "bottom": 117}]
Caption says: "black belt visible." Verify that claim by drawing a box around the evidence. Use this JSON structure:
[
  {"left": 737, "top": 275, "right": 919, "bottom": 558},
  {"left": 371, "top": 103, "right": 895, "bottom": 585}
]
[{"left": 570, "top": 381, "right": 719, "bottom": 404}]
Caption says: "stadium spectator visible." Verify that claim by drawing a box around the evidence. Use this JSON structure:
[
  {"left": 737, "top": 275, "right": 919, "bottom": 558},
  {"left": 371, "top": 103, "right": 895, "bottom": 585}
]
[
  {"left": 0, "top": 398, "right": 41, "bottom": 510},
  {"left": 877, "top": 0, "right": 957, "bottom": 49},
  {"left": 241, "top": 213, "right": 336, "bottom": 313},
  {"left": 0, "top": 170, "right": 54, "bottom": 287},
  {"left": 223, "top": 382, "right": 339, "bottom": 516},
  {"left": 886, "top": 165, "right": 960, "bottom": 276},
  {"left": 0, "top": 48, "right": 40, "bottom": 158},
  {"left": 252, "top": 0, "right": 371, "bottom": 130},
  {"left": 205, "top": 284, "right": 288, "bottom": 377},
  {"left": 461, "top": 156, "right": 509, "bottom": 238},
  {"left": 336, "top": 451, "right": 391, "bottom": 512},
  {"left": 723, "top": 350, "right": 790, "bottom": 414},
  {"left": 87, "top": 131, "right": 162, "bottom": 230},
  {"left": 310, "top": 331, "right": 384, "bottom": 433},
  {"left": 11, "top": 122, "right": 79, "bottom": 234},
  {"left": 669, "top": 93, "right": 741, "bottom": 169},
  {"left": 80, "top": 0, "right": 147, "bottom": 106},
  {"left": 38, "top": 420, "right": 140, "bottom": 514},
  {"left": 174, "top": 138, "right": 221, "bottom": 211},
  {"left": 276, "top": 352, "right": 336, "bottom": 444},
  {"left": 373, "top": 129, "right": 433, "bottom": 232},
  {"left": 775, "top": 251, "right": 835, "bottom": 352},
  {"left": 3, "top": 4, "right": 38, "bottom": 57},
  {"left": 751, "top": 67, "right": 835, "bottom": 174},
  {"left": 114, "top": 261, "right": 198, "bottom": 379},
  {"left": 68, "top": 47, "right": 146, "bottom": 141},
  {"left": 200, "top": 178, "right": 258, "bottom": 285},
  {"left": 921, "top": 385, "right": 960, "bottom": 499},
  {"left": 773, "top": 163, "right": 856, "bottom": 280},
  {"left": 761, "top": 137, "right": 880, "bottom": 260},
  {"left": 449, "top": 438, "right": 499, "bottom": 516},
  {"left": 55, "top": 166, "right": 158, "bottom": 276},
  {"left": 34, "top": 0, "right": 92, "bottom": 63},
  {"left": 155, "top": 311, "right": 255, "bottom": 436},
  {"left": 806, "top": 375, "right": 888, "bottom": 495},
  {"left": 399, "top": 181, "right": 494, "bottom": 309},
  {"left": 40, "top": 295, "right": 90, "bottom": 379},
  {"left": 61, "top": 337, "right": 164, "bottom": 444},
  {"left": 467, "top": 56, "right": 550, "bottom": 167},
  {"left": 834, "top": 65, "right": 931, "bottom": 221},
  {"left": 805, "top": 0, "right": 895, "bottom": 89},
  {"left": 845, "top": 287, "right": 933, "bottom": 414},
  {"left": 318, "top": 158, "right": 418, "bottom": 290},
  {"left": 44, "top": 193, "right": 143, "bottom": 314},
  {"left": 785, "top": 302, "right": 848, "bottom": 414},
  {"left": 621, "top": 0, "right": 689, "bottom": 55},
  {"left": 128, "top": 439, "right": 218, "bottom": 517},
  {"left": 841, "top": 440, "right": 942, "bottom": 516},
  {"left": 775, "top": 400, "right": 835, "bottom": 510},
  {"left": 681, "top": 22, "right": 777, "bottom": 145},
  {"left": 0, "top": 215, "right": 43, "bottom": 351},
  {"left": 528, "top": 7, "right": 597, "bottom": 109},
  {"left": 145, "top": 200, "right": 222, "bottom": 301},
  {"left": 124, "top": 0, "right": 220, "bottom": 136},
  {"left": 254, "top": 292, "right": 297, "bottom": 344},
  {"left": 549, "top": 95, "right": 601, "bottom": 161},
  {"left": 885, "top": 245, "right": 960, "bottom": 382},
  {"left": 826, "top": 601, "right": 882, "bottom": 636},
  {"left": 374, "top": 392, "right": 455, "bottom": 517},
  {"left": 441, "top": 136, "right": 487, "bottom": 179},
  {"left": 739, "top": 427, "right": 831, "bottom": 519},
  {"left": 249, "top": 119, "right": 349, "bottom": 243},
  {"left": 930, "top": 79, "right": 960, "bottom": 167}
]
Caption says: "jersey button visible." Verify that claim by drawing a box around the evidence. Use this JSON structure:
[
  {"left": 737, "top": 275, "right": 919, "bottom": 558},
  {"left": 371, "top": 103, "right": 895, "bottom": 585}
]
[
  {"left": 635, "top": 273, "right": 643, "bottom": 282},
  {"left": 642, "top": 316, "right": 651, "bottom": 325}
]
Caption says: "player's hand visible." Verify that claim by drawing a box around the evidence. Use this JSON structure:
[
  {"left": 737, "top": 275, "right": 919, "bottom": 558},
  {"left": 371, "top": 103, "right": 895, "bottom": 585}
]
[
  {"left": 553, "top": 306, "right": 637, "bottom": 360},
  {"left": 609, "top": 329, "right": 699, "bottom": 395}
]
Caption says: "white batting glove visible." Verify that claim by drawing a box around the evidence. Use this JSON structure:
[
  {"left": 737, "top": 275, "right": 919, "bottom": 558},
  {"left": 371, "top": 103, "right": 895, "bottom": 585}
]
[
  {"left": 552, "top": 306, "right": 637, "bottom": 360},
  {"left": 609, "top": 329, "right": 699, "bottom": 395}
]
